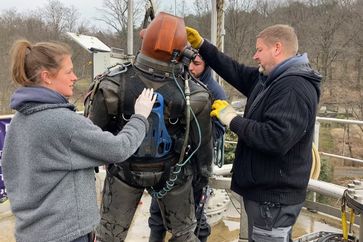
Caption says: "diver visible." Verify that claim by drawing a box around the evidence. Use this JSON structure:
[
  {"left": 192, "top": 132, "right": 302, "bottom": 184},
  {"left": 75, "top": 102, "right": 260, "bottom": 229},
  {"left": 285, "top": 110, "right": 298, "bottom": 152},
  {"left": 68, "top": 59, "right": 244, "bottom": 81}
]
[{"left": 85, "top": 12, "right": 214, "bottom": 242}]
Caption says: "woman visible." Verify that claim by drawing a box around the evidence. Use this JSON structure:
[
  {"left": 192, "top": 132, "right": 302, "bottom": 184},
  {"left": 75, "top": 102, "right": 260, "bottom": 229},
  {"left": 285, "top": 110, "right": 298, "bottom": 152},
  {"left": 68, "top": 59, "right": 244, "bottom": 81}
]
[{"left": 2, "top": 39, "right": 156, "bottom": 242}]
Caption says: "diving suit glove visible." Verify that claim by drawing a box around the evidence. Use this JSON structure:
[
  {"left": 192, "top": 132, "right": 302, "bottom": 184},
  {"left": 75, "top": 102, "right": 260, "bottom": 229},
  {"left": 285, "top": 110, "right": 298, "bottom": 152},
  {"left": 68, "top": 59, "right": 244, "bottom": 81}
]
[
  {"left": 186, "top": 27, "right": 203, "bottom": 49},
  {"left": 210, "top": 100, "right": 238, "bottom": 127}
]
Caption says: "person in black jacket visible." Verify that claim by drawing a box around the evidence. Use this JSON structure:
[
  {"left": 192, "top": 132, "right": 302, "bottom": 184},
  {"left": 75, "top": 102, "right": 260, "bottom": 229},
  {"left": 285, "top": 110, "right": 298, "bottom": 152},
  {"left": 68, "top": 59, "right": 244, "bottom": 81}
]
[
  {"left": 190, "top": 54, "right": 227, "bottom": 100},
  {"left": 190, "top": 53, "right": 227, "bottom": 141},
  {"left": 186, "top": 24, "right": 321, "bottom": 241}
]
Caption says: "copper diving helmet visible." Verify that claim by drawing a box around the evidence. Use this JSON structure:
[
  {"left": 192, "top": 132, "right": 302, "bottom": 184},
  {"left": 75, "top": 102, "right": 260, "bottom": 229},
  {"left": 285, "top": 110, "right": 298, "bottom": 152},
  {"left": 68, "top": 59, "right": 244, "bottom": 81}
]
[{"left": 140, "top": 12, "right": 187, "bottom": 63}]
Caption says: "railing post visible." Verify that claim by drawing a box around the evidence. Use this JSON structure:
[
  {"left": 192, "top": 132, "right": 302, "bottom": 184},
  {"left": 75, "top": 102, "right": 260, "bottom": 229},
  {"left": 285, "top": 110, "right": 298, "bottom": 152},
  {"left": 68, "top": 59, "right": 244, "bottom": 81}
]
[
  {"left": 313, "top": 121, "right": 320, "bottom": 203},
  {"left": 239, "top": 197, "right": 248, "bottom": 241},
  {"left": 127, "top": 0, "right": 133, "bottom": 57},
  {"left": 314, "top": 121, "right": 320, "bottom": 149}
]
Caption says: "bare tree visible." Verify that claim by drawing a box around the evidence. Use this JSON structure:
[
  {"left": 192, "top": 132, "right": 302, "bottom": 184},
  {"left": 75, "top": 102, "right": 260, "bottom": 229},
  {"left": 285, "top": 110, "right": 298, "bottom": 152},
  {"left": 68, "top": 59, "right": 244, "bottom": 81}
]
[
  {"left": 64, "top": 6, "right": 80, "bottom": 33},
  {"left": 41, "top": 0, "right": 79, "bottom": 37},
  {"left": 184, "top": 0, "right": 211, "bottom": 41},
  {"left": 0, "top": 10, "right": 25, "bottom": 114},
  {"left": 224, "top": 0, "right": 260, "bottom": 63},
  {"left": 176, "top": 0, "right": 189, "bottom": 17},
  {"left": 347, "top": 0, "right": 363, "bottom": 121},
  {"left": 192, "top": 0, "right": 211, "bottom": 17},
  {"left": 306, "top": 0, "right": 350, "bottom": 82},
  {"left": 96, "top": 0, "right": 144, "bottom": 48}
]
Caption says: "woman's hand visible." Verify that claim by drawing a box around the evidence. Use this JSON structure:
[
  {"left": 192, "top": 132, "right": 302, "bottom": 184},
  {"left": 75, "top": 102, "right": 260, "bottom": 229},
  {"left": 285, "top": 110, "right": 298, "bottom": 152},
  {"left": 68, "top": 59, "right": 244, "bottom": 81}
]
[{"left": 134, "top": 88, "right": 157, "bottom": 118}]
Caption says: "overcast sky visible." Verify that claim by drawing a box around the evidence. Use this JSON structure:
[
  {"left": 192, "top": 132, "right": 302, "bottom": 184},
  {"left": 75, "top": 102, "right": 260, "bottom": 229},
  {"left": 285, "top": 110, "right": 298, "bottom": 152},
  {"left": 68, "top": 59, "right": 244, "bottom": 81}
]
[{"left": 0, "top": 0, "right": 194, "bottom": 29}]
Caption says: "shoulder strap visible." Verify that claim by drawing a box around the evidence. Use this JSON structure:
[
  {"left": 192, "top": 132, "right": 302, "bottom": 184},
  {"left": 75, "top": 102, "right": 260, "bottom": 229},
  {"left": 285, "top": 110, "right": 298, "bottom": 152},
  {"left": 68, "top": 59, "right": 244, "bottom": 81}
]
[
  {"left": 118, "top": 68, "right": 186, "bottom": 119},
  {"left": 84, "top": 63, "right": 131, "bottom": 118},
  {"left": 119, "top": 67, "right": 147, "bottom": 116},
  {"left": 84, "top": 75, "right": 103, "bottom": 118}
]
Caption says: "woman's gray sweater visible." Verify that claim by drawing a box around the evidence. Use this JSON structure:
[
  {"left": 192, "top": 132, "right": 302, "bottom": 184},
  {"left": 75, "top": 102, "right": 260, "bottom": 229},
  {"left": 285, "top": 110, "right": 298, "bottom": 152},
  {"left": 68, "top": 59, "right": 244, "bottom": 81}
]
[{"left": 2, "top": 86, "right": 148, "bottom": 242}]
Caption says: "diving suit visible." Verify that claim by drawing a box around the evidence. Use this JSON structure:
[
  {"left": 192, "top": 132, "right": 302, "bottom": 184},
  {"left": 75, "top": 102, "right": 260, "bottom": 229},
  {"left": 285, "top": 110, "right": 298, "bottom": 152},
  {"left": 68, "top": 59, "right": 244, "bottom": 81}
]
[{"left": 86, "top": 12, "right": 214, "bottom": 242}]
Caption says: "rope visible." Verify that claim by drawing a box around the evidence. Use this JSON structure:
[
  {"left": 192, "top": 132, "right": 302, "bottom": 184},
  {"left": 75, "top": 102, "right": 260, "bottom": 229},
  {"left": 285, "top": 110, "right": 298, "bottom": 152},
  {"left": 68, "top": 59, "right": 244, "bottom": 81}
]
[
  {"left": 310, "top": 143, "right": 321, "bottom": 179},
  {"left": 215, "top": 0, "right": 225, "bottom": 87},
  {"left": 216, "top": 0, "right": 224, "bottom": 51}
]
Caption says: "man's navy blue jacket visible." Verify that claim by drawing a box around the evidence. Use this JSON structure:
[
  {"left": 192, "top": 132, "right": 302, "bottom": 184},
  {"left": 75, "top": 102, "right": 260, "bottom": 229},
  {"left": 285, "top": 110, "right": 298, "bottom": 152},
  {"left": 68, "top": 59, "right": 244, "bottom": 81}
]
[
  {"left": 199, "top": 40, "right": 321, "bottom": 205},
  {"left": 199, "top": 65, "right": 227, "bottom": 140},
  {"left": 199, "top": 65, "right": 227, "bottom": 100}
]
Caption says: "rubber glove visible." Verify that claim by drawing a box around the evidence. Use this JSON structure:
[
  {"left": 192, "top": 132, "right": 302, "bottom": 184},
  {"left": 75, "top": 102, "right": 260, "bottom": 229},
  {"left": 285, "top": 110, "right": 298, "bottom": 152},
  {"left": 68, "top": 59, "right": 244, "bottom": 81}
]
[
  {"left": 210, "top": 100, "right": 238, "bottom": 127},
  {"left": 134, "top": 88, "right": 157, "bottom": 118},
  {"left": 186, "top": 26, "right": 204, "bottom": 49}
]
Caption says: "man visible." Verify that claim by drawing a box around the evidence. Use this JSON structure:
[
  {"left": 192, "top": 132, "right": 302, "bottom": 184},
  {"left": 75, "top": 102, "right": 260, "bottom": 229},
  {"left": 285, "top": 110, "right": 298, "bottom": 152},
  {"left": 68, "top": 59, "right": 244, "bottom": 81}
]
[
  {"left": 86, "top": 12, "right": 214, "bottom": 242},
  {"left": 189, "top": 54, "right": 227, "bottom": 100},
  {"left": 186, "top": 25, "right": 321, "bottom": 241},
  {"left": 148, "top": 54, "right": 227, "bottom": 242}
]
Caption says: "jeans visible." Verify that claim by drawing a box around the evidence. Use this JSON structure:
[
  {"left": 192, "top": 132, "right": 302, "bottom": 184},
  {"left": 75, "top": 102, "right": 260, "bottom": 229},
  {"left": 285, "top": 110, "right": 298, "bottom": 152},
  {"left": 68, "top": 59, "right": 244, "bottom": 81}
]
[{"left": 242, "top": 197, "right": 303, "bottom": 242}]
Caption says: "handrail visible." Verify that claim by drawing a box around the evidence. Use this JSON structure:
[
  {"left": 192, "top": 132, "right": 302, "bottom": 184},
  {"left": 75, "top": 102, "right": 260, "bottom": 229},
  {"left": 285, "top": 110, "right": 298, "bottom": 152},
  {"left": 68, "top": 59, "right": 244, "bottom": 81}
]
[
  {"left": 316, "top": 117, "right": 363, "bottom": 125},
  {"left": 2, "top": 114, "right": 363, "bottom": 124},
  {"left": 320, "top": 152, "right": 363, "bottom": 164},
  {"left": 213, "top": 164, "right": 346, "bottom": 199},
  {"left": 2, "top": 114, "right": 363, "bottom": 166},
  {"left": 223, "top": 115, "right": 363, "bottom": 165},
  {"left": 0, "top": 114, "right": 14, "bottom": 119},
  {"left": 2, "top": 114, "right": 363, "bottom": 165}
]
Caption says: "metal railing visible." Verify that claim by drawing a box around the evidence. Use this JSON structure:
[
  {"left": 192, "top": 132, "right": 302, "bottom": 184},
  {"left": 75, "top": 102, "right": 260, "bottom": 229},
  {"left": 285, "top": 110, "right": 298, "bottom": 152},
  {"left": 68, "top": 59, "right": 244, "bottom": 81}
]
[
  {"left": 316, "top": 116, "right": 363, "bottom": 165},
  {"left": 1, "top": 113, "right": 363, "bottom": 175}
]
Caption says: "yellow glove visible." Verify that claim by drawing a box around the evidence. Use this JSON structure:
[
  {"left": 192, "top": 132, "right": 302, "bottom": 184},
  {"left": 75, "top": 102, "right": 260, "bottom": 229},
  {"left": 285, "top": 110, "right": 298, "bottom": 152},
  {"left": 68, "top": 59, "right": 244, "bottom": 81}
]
[
  {"left": 186, "top": 26, "right": 203, "bottom": 49},
  {"left": 210, "top": 100, "right": 238, "bottom": 127}
]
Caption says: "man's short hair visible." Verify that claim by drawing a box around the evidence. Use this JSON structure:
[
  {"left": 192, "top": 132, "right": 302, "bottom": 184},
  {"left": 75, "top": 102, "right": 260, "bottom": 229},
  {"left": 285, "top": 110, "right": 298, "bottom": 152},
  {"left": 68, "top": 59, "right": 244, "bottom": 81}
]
[{"left": 257, "top": 24, "right": 298, "bottom": 56}]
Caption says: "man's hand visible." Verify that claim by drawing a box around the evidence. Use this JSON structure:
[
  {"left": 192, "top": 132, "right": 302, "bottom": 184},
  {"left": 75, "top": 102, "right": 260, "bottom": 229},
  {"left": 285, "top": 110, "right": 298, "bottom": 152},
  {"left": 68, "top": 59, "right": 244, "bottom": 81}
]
[
  {"left": 186, "top": 27, "right": 203, "bottom": 49},
  {"left": 210, "top": 100, "right": 238, "bottom": 127},
  {"left": 134, "top": 88, "right": 157, "bottom": 118}
]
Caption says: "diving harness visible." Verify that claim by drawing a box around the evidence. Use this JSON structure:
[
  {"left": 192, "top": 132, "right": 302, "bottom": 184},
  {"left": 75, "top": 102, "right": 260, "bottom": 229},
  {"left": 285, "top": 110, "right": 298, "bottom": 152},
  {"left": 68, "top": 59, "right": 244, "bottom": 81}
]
[
  {"left": 85, "top": 48, "right": 205, "bottom": 199},
  {"left": 146, "top": 48, "right": 203, "bottom": 199}
]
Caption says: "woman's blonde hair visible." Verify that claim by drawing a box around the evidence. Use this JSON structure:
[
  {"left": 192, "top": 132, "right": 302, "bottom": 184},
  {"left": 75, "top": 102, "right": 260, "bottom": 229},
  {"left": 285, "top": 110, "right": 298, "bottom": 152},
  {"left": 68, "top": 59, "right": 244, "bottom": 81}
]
[{"left": 9, "top": 40, "right": 71, "bottom": 86}]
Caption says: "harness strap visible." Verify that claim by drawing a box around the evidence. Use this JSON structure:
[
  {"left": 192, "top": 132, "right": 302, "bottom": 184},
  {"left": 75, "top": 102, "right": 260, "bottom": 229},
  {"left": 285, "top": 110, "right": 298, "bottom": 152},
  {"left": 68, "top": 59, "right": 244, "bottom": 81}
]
[
  {"left": 118, "top": 67, "right": 185, "bottom": 119},
  {"left": 84, "top": 77, "right": 102, "bottom": 118},
  {"left": 152, "top": 160, "right": 171, "bottom": 191},
  {"left": 108, "top": 159, "right": 174, "bottom": 190},
  {"left": 97, "top": 66, "right": 192, "bottom": 190}
]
